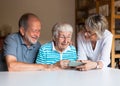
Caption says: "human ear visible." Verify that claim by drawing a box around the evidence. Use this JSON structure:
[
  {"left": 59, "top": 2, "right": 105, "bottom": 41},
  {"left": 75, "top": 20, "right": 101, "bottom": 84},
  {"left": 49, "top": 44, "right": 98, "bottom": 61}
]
[{"left": 19, "top": 27, "right": 25, "bottom": 36}]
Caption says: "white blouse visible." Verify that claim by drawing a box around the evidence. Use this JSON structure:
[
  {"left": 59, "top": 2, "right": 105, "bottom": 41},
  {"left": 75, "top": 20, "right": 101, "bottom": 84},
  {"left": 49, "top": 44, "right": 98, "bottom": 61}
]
[{"left": 77, "top": 30, "right": 113, "bottom": 68}]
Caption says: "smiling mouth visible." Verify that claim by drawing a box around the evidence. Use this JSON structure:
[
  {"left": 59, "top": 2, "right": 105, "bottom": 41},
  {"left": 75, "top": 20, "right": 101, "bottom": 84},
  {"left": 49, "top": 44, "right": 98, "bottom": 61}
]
[
  {"left": 61, "top": 44, "right": 69, "bottom": 46},
  {"left": 32, "top": 37, "right": 39, "bottom": 40}
]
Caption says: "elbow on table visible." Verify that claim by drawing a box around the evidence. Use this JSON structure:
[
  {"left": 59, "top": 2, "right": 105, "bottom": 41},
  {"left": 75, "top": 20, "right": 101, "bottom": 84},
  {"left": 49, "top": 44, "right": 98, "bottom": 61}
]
[{"left": 7, "top": 63, "right": 16, "bottom": 72}]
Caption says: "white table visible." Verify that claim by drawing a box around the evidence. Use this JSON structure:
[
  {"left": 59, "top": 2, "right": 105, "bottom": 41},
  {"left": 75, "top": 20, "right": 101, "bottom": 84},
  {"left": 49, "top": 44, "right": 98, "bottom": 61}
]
[{"left": 0, "top": 68, "right": 120, "bottom": 86}]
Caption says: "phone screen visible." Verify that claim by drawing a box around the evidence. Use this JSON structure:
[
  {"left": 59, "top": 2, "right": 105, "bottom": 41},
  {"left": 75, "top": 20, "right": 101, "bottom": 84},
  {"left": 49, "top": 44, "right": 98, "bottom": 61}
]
[{"left": 68, "top": 61, "right": 84, "bottom": 67}]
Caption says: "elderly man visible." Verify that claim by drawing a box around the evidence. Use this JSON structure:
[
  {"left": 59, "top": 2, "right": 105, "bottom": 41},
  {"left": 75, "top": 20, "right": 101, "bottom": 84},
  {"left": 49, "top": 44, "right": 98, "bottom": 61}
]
[
  {"left": 36, "top": 23, "right": 77, "bottom": 69},
  {"left": 4, "top": 13, "right": 60, "bottom": 71}
]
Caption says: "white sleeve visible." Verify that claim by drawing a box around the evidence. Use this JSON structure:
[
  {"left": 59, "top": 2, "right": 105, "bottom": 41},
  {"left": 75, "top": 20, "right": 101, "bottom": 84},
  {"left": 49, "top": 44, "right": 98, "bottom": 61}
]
[
  {"left": 77, "top": 33, "right": 88, "bottom": 60},
  {"left": 98, "top": 34, "right": 113, "bottom": 68}
]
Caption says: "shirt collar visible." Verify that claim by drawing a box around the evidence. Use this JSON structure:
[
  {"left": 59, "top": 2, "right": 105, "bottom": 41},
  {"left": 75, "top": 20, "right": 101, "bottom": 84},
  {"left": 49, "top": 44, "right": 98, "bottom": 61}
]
[
  {"left": 18, "top": 33, "right": 25, "bottom": 45},
  {"left": 19, "top": 33, "right": 36, "bottom": 49}
]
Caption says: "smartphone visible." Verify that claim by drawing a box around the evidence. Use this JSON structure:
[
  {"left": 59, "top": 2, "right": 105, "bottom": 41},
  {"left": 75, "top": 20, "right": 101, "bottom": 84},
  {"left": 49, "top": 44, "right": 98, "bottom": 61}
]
[{"left": 68, "top": 61, "right": 84, "bottom": 67}]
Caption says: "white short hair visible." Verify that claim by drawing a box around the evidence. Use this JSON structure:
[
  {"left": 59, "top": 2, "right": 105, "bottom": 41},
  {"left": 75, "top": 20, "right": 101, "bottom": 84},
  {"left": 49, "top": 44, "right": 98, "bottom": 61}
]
[{"left": 52, "top": 23, "right": 73, "bottom": 38}]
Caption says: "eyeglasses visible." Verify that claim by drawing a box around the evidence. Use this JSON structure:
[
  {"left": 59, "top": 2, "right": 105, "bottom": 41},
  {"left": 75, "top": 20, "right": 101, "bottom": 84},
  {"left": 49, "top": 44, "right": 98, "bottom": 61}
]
[
  {"left": 85, "top": 31, "right": 96, "bottom": 37},
  {"left": 83, "top": 28, "right": 96, "bottom": 37},
  {"left": 58, "top": 36, "right": 72, "bottom": 40}
]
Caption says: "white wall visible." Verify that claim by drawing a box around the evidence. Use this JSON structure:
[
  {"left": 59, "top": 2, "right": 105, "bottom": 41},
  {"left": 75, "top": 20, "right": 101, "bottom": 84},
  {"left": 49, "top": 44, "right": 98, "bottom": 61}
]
[{"left": 0, "top": 0, "right": 75, "bottom": 44}]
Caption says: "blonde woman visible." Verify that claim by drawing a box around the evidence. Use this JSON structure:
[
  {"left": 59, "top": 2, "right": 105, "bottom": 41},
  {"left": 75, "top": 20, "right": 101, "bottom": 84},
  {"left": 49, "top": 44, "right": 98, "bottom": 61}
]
[{"left": 77, "top": 14, "right": 113, "bottom": 71}]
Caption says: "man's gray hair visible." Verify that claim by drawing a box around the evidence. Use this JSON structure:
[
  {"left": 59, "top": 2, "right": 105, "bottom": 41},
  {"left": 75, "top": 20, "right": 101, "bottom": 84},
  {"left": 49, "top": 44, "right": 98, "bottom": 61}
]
[
  {"left": 52, "top": 23, "right": 73, "bottom": 38},
  {"left": 85, "top": 14, "right": 108, "bottom": 39},
  {"left": 18, "top": 13, "right": 40, "bottom": 30}
]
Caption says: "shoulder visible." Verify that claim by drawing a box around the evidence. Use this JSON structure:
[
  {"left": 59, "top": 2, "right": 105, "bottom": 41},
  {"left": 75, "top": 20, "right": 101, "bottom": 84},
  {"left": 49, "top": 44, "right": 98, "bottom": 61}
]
[
  {"left": 77, "top": 31, "right": 83, "bottom": 37},
  {"left": 77, "top": 31, "right": 86, "bottom": 43},
  {"left": 5, "top": 32, "right": 20, "bottom": 43},
  {"left": 100, "top": 30, "right": 113, "bottom": 42},
  {"left": 5, "top": 32, "right": 21, "bottom": 41},
  {"left": 102, "top": 30, "right": 113, "bottom": 40},
  {"left": 69, "top": 45, "right": 76, "bottom": 51},
  {"left": 77, "top": 31, "right": 85, "bottom": 39},
  {"left": 35, "top": 41, "right": 41, "bottom": 48},
  {"left": 103, "top": 30, "right": 113, "bottom": 37},
  {"left": 40, "top": 41, "right": 52, "bottom": 50},
  {"left": 6, "top": 32, "right": 20, "bottom": 39}
]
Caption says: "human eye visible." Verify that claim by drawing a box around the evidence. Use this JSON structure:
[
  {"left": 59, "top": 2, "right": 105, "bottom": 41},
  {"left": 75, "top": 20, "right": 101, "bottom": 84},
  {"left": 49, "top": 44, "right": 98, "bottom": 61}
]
[
  {"left": 67, "top": 36, "right": 71, "bottom": 38},
  {"left": 59, "top": 36, "right": 64, "bottom": 39},
  {"left": 32, "top": 29, "right": 40, "bottom": 33}
]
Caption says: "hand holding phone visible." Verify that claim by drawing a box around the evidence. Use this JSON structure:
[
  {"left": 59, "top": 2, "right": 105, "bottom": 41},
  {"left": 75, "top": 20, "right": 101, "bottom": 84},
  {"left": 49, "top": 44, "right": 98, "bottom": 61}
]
[{"left": 68, "top": 61, "right": 84, "bottom": 67}]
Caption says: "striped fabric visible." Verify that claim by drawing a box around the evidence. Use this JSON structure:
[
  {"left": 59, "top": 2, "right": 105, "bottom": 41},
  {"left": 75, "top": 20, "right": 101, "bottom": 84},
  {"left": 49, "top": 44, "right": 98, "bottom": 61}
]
[{"left": 36, "top": 41, "right": 77, "bottom": 64}]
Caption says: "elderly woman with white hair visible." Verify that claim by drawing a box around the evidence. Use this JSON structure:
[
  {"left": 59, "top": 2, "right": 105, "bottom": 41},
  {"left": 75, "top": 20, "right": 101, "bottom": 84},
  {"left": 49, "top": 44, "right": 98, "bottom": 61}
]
[
  {"left": 76, "top": 14, "right": 113, "bottom": 71},
  {"left": 36, "top": 23, "right": 77, "bottom": 69}
]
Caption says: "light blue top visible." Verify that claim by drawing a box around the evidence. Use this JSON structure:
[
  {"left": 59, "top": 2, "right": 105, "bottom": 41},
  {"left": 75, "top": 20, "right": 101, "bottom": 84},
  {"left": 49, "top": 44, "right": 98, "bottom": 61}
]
[
  {"left": 36, "top": 41, "right": 77, "bottom": 64},
  {"left": 4, "top": 32, "right": 41, "bottom": 63}
]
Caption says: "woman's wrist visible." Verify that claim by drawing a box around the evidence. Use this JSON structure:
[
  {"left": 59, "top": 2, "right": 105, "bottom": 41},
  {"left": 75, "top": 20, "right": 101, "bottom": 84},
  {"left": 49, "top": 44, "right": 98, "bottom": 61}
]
[{"left": 95, "top": 61, "right": 103, "bottom": 69}]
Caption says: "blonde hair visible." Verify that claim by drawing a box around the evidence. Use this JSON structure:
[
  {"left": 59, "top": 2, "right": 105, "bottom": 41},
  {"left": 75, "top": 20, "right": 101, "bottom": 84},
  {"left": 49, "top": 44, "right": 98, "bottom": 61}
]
[{"left": 85, "top": 14, "right": 108, "bottom": 39}]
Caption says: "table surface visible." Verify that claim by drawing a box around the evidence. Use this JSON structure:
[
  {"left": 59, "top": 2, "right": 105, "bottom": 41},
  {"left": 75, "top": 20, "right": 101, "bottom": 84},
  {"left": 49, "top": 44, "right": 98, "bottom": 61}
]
[{"left": 0, "top": 68, "right": 120, "bottom": 86}]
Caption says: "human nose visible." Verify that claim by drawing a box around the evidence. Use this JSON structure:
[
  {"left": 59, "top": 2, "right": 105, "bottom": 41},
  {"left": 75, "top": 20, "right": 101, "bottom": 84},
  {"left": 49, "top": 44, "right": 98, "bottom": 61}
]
[
  {"left": 35, "top": 31, "right": 40, "bottom": 37},
  {"left": 63, "top": 37, "right": 70, "bottom": 43}
]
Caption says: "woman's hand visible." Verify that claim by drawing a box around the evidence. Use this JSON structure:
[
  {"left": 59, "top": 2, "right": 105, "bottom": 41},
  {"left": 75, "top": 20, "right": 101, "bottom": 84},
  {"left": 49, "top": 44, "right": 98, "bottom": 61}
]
[
  {"left": 76, "top": 60, "right": 97, "bottom": 71},
  {"left": 55, "top": 60, "right": 70, "bottom": 69},
  {"left": 47, "top": 65, "right": 61, "bottom": 71}
]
